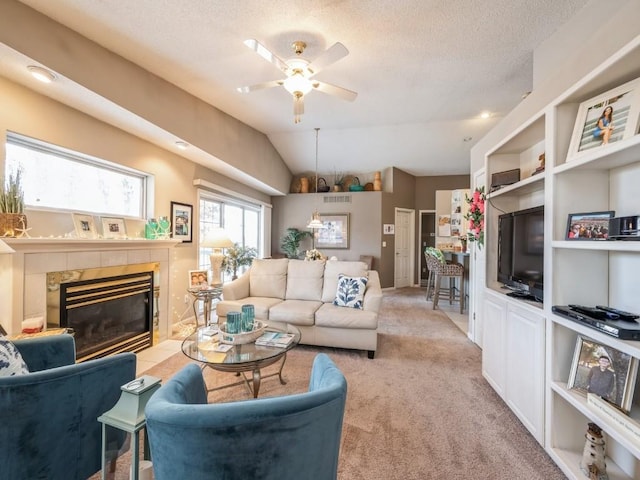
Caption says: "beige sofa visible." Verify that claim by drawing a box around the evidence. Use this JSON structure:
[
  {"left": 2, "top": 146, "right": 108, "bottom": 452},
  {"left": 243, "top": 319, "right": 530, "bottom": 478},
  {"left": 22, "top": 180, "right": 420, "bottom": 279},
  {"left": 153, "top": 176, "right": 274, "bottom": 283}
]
[{"left": 216, "top": 258, "right": 382, "bottom": 358}]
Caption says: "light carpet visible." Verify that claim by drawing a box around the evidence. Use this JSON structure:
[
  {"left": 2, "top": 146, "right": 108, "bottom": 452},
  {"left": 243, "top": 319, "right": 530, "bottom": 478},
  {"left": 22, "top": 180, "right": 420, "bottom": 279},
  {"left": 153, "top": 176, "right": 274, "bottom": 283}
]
[{"left": 99, "top": 287, "right": 566, "bottom": 480}]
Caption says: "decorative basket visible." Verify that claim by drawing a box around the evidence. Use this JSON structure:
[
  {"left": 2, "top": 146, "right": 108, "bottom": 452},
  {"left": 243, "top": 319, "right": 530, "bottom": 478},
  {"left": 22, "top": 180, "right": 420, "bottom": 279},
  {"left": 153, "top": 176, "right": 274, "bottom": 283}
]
[
  {"left": 349, "top": 176, "right": 364, "bottom": 191},
  {"left": 0, "top": 213, "right": 27, "bottom": 237},
  {"left": 219, "top": 320, "right": 266, "bottom": 345},
  {"left": 317, "top": 177, "right": 330, "bottom": 192}
]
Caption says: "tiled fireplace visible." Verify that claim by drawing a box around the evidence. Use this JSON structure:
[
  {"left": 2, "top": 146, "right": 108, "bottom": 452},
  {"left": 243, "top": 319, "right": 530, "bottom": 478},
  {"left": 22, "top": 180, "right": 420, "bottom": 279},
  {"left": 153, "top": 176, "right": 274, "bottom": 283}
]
[{"left": 0, "top": 239, "right": 178, "bottom": 350}]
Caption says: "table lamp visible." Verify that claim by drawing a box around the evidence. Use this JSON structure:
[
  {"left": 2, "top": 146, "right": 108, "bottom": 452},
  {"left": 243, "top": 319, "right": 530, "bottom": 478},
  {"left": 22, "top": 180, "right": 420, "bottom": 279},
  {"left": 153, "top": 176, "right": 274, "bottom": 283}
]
[{"left": 202, "top": 228, "right": 234, "bottom": 286}]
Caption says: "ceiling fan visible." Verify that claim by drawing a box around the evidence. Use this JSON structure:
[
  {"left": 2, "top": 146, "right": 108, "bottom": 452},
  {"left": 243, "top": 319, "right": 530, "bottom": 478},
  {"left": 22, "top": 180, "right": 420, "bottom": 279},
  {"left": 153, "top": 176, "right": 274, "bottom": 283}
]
[{"left": 237, "top": 39, "right": 357, "bottom": 123}]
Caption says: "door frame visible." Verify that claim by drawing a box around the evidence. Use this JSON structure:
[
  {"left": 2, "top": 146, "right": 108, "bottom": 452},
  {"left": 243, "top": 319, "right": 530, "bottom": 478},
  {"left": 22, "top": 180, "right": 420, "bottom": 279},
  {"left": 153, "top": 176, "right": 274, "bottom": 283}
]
[
  {"left": 394, "top": 207, "right": 415, "bottom": 288},
  {"left": 469, "top": 167, "right": 486, "bottom": 345},
  {"left": 417, "top": 209, "right": 436, "bottom": 286}
]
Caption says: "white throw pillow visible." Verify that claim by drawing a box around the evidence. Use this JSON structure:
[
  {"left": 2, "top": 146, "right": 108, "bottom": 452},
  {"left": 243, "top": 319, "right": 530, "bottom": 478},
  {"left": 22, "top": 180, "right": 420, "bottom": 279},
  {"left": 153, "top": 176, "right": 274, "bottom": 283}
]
[
  {"left": 0, "top": 335, "right": 29, "bottom": 377},
  {"left": 333, "top": 274, "right": 368, "bottom": 309}
]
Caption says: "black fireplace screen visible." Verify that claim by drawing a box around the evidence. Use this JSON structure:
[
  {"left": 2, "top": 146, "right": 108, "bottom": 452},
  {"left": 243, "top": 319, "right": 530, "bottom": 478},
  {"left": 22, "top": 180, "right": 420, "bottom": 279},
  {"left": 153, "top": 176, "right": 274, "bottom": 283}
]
[{"left": 60, "top": 271, "right": 154, "bottom": 361}]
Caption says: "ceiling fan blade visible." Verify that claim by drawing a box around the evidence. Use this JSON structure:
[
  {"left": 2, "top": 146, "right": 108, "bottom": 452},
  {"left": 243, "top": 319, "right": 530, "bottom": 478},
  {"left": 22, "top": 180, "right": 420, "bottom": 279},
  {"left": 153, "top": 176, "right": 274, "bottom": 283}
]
[
  {"left": 243, "top": 39, "right": 288, "bottom": 73},
  {"left": 307, "top": 42, "right": 349, "bottom": 76},
  {"left": 236, "top": 80, "right": 283, "bottom": 94},
  {"left": 312, "top": 80, "right": 358, "bottom": 102}
]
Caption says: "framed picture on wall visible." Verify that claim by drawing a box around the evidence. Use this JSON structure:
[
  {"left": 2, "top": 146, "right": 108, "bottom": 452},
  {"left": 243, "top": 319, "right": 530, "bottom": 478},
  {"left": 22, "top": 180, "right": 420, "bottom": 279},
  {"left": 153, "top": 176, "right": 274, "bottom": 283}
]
[
  {"left": 171, "top": 201, "right": 193, "bottom": 243},
  {"left": 316, "top": 213, "right": 349, "bottom": 249}
]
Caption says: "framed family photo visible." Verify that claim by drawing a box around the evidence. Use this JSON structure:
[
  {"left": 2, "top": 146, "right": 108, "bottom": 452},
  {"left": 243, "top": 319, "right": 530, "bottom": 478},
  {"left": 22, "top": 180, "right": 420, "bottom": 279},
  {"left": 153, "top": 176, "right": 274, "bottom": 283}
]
[
  {"left": 188, "top": 269, "right": 209, "bottom": 288},
  {"left": 567, "top": 335, "right": 638, "bottom": 412},
  {"left": 100, "top": 216, "right": 127, "bottom": 239},
  {"left": 171, "top": 201, "right": 193, "bottom": 243},
  {"left": 567, "top": 76, "right": 640, "bottom": 158},
  {"left": 566, "top": 211, "right": 614, "bottom": 240},
  {"left": 316, "top": 213, "right": 349, "bottom": 249},
  {"left": 72, "top": 213, "right": 97, "bottom": 239}
]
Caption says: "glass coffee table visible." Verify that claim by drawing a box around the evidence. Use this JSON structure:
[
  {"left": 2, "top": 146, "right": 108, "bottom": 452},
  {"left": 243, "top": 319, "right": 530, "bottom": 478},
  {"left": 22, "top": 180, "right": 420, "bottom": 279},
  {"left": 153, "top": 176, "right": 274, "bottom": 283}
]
[{"left": 181, "top": 323, "right": 301, "bottom": 398}]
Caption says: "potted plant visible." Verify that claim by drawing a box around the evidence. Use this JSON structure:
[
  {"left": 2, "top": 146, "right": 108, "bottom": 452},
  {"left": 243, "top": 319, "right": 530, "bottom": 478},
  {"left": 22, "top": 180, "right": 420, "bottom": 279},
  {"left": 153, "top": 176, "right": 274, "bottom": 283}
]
[
  {"left": 280, "top": 228, "right": 312, "bottom": 259},
  {"left": 221, "top": 243, "right": 258, "bottom": 280},
  {"left": 0, "top": 170, "right": 27, "bottom": 237},
  {"left": 332, "top": 171, "right": 345, "bottom": 192}
]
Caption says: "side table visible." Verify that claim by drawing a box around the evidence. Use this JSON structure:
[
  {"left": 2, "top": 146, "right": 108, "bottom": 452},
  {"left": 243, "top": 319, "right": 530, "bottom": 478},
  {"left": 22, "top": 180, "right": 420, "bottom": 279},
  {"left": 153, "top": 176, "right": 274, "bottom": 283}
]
[
  {"left": 188, "top": 286, "right": 223, "bottom": 327},
  {"left": 98, "top": 375, "right": 161, "bottom": 480}
]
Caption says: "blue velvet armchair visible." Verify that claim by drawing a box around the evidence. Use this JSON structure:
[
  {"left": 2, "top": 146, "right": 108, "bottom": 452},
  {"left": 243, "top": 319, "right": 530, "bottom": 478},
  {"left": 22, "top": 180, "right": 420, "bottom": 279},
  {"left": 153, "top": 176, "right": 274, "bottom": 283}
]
[
  {"left": 0, "top": 334, "right": 136, "bottom": 480},
  {"left": 145, "top": 353, "right": 348, "bottom": 480}
]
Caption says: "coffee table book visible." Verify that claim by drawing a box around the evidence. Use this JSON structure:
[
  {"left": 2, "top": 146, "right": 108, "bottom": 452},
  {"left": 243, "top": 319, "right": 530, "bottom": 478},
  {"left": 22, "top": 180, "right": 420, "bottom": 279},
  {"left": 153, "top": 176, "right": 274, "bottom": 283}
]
[{"left": 255, "top": 332, "right": 295, "bottom": 347}]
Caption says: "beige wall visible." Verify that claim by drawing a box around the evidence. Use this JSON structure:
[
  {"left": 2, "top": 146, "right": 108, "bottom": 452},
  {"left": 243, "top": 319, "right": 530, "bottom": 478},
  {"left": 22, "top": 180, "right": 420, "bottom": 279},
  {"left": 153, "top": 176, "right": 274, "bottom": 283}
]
[{"left": 0, "top": 75, "right": 271, "bottom": 331}]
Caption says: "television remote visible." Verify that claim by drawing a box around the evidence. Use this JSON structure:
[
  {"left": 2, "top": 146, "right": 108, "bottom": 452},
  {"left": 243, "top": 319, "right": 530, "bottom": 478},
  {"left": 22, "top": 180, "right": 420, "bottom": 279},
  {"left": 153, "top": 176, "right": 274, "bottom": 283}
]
[
  {"left": 596, "top": 305, "right": 639, "bottom": 321},
  {"left": 568, "top": 305, "right": 618, "bottom": 320}
]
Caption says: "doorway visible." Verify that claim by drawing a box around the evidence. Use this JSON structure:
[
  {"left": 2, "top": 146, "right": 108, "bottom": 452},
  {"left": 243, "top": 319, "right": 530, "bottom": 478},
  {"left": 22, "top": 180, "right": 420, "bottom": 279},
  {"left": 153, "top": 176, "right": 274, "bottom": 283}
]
[
  {"left": 394, "top": 208, "right": 415, "bottom": 288},
  {"left": 418, "top": 211, "right": 436, "bottom": 287}
]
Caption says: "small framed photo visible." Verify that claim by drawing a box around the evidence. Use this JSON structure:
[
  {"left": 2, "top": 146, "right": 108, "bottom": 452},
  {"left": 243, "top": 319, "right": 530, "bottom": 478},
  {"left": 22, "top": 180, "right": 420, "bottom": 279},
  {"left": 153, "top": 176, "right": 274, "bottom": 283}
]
[
  {"left": 171, "top": 201, "right": 193, "bottom": 243},
  {"left": 566, "top": 211, "right": 614, "bottom": 240},
  {"left": 568, "top": 335, "right": 638, "bottom": 412},
  {"left": 316, "top": 213, "right": 349, "bottom": 249},
  {"left": 188, "top": 269, "right": 209, "bottom": 288},
  {"left": 100, "top": 216, "right": 127, "bottom": 239},
  {"left": 72, "top": 213, "right": 97, "bottom": 239},
  {"left": 567, "top": 76, "right": 640, "bottom": 158}
]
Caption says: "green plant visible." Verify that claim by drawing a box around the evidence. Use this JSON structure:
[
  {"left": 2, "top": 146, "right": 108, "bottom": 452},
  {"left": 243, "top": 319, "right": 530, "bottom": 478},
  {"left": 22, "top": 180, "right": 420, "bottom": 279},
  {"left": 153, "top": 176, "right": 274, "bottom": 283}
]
[
  {"left": 221, "top": 243, "right": 258, "bottom": 280},
  {"left": 0, "top": 170, "right": 25, "bottom": 214},
  {"left": 333, "top": 171, "right": 345, "bottom": 186},
  {"left": 280, "top": 228, "right": 312, "bottom": 259}
]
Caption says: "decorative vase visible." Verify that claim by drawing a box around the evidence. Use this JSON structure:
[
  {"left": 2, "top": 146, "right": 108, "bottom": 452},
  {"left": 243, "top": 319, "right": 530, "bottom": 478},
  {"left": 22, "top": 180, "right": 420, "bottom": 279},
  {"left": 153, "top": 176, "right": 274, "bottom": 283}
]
[
  {"left": 333, "top": 184, "right": 342, "bottom": 192},
  {"left": 300, "top": 177, "right": 309, "bottom": 193},
  {"left": 0, "top": 213, "right": 27, "bottom": 237},
  {"left": 373, "top": 171, "right": 382, "bottom": 191}
]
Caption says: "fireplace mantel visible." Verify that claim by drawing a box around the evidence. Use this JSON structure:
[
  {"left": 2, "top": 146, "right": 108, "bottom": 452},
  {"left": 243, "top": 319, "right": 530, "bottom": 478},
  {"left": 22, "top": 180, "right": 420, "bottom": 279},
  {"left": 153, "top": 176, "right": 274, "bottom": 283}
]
[{"left": 1, "top": 238, "right": 179, "bottom": 338}]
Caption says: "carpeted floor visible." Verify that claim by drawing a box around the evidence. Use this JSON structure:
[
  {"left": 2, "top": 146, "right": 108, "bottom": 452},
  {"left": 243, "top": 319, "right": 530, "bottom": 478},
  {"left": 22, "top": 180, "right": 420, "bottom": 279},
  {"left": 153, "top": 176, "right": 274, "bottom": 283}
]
[{"left": 99, "top": 287, "right": 566, "bottom": 479}]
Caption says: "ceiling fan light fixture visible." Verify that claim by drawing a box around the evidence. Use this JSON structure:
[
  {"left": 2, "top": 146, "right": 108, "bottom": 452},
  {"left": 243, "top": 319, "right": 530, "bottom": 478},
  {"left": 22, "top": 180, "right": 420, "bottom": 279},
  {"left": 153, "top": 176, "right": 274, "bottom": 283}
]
[{"left": 283, "top": 70, "right": 313, "bottom": 96}]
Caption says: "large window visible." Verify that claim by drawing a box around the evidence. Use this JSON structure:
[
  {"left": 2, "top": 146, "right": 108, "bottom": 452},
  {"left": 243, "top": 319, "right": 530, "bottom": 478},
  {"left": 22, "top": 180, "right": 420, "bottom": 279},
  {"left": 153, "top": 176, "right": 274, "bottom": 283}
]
[
  {"left": 199, "top": 194, "right": 261, "bottom": 282},
  {"left": 5, "top": 133, "right": 148, "bottom": 218}
]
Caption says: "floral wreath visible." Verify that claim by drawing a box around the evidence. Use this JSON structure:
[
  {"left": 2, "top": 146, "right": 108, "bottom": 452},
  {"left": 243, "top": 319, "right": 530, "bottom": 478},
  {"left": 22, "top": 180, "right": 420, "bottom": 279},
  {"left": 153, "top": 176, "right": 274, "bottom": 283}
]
[{"left": 465, "top": 187, "right": 485, "bottom": 247}]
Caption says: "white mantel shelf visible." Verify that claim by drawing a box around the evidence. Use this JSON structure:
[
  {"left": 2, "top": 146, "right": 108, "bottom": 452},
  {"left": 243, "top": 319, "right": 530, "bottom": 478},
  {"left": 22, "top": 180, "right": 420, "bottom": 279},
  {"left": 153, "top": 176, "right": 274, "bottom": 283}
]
[{"left": 3, "top": 238, "right": 182, "bottom": 253}]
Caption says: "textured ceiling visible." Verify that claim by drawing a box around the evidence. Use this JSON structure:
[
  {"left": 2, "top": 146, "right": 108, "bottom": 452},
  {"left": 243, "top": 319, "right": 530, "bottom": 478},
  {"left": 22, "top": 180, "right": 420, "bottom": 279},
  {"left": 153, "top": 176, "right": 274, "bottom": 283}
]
[{"left": 12, "top": 0, "right": 589, "bottom": 181}]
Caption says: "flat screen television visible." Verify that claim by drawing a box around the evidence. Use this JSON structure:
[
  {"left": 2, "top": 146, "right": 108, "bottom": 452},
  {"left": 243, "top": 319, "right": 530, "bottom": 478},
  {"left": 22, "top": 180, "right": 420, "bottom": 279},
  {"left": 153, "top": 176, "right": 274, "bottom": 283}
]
[{"left": 497, "top": 205, "right": 544, "bottom": 301}]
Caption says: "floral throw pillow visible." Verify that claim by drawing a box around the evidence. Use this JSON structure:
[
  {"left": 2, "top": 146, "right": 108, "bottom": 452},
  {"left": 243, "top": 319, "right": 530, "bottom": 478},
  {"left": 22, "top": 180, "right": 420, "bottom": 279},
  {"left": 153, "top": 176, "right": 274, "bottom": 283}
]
[
  {"left": 333, "top": 274, "right": 368, "bottom": 309},
  {"left": 0, "top": 335, "right": 29, "bottom": 377}
]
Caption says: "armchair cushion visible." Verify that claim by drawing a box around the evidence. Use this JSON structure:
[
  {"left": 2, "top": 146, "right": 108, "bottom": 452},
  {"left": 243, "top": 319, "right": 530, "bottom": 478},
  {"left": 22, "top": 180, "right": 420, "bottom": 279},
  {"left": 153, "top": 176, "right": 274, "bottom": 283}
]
[{"left": 0, "top": 335, "right": 29, "bottom": 376}]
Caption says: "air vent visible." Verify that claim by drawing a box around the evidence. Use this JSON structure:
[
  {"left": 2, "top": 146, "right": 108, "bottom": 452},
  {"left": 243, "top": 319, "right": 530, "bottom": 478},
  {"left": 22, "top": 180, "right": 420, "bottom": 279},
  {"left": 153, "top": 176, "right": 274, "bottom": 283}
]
[{"left": 323, "top": 195, "right": 351, "bottom": 204}]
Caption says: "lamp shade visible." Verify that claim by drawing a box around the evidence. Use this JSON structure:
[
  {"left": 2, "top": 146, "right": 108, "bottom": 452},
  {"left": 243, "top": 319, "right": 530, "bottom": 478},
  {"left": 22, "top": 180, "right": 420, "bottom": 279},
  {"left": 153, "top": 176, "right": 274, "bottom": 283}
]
[{"left": 201, "top": 228, "right": 234, "bottom": 249}]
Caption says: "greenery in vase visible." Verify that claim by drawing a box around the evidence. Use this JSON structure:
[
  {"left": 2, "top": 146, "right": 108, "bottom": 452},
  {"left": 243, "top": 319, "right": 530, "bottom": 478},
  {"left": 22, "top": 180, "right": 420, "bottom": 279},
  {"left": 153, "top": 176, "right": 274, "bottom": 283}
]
[
  {"left": 221, "top": 243, "right": 258, "bottom": 279},
  {"left": 280, "top": 228, "right": 312, "bottom": 259},
  {"left": 0, "top": 170, "right": 25, "bottom": 214}
]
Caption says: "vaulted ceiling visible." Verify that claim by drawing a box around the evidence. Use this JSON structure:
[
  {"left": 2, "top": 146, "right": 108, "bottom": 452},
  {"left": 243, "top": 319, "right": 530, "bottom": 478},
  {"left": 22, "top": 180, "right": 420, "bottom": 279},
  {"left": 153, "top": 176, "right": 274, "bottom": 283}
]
[{"left": 6, "top": 0, "right": 588, "bottom": 186}]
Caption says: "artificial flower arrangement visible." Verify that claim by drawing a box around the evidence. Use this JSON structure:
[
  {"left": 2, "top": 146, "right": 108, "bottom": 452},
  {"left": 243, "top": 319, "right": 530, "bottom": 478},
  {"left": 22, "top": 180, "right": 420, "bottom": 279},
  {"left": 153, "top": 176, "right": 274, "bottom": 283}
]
[
  {"left": 465, "top": 186, "right": 486, "bottom": 247},
  {"left": 305, "top": 248, "right": 325, "bottom": 261}
]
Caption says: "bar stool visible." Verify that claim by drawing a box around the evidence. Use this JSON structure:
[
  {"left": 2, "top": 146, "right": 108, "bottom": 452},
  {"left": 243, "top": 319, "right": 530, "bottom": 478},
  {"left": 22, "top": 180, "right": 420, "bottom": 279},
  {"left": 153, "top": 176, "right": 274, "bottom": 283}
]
[{"left": 424, "top": 250, "right": 465, "bottom": 314}]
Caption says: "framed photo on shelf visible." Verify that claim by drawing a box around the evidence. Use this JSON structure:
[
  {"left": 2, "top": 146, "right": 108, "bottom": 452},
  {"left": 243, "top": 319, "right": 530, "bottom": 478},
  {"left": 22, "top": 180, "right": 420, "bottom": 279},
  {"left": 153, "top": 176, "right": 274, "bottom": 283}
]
[
  {"left": 171, "top": 201, "right": 193, "bottom": 243},
  {"left": 567, "top": 76, "right": 640, "bottom": 158},
  {"left": 100, "top": 216, "right": 127, "bottom": 239},
  {"left": 188, "top": 269, "right": 209, "bottom": 288},
  {"left": 72, "top": 213, "right": 97, "bottom": 239},
  {"left": 316, "top": 213, "right": 349, "bottom": 249},
  {"left": 567, "top": 335, "right": 638, "bottom": 413},
  {"left": 566, "top": 211, "right": 614, "bottom": 240}
]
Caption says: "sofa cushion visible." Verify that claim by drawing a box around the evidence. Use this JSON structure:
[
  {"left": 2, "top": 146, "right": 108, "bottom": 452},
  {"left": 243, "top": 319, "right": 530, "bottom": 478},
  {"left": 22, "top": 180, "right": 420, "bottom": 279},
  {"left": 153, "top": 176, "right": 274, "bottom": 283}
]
[
  {"left": 0, "top": 335, "right": 29, "bottom": 377},
  {"left": 315, "top": 303, "right": 379, "bottom": 329},
  {"left": 268, "top": 300, "right": 323, "bottom": 326},
  {"left": 333, "top": 274, "right": 368, "bottom": 309},
  {"left": 216, "top": 297, "right": 283, "bottom": 320},
  {"left": 285, "top": 260, "right": 325, "bottom": 301},
  {"left": 321, "top": 261, "right": 368, "bottom": 303},
  {"left": 249, "top": 258, "right": 289, "bottom": 299}
]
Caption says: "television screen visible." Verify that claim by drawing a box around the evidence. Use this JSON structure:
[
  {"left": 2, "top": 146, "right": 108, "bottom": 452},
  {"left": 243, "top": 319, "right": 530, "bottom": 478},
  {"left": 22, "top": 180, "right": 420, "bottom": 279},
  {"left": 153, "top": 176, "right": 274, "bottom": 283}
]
[{"left": 498, "top": 206, "right": 544, "bottom": 301}]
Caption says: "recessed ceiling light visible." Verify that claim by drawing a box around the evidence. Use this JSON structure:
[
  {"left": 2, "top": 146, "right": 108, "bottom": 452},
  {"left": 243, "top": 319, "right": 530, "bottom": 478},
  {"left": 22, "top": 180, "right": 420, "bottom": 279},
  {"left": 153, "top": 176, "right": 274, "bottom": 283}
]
[
  {"left": 175, "top": 141, "right": 189, "bottom": 150},
  {"left": 463, "top": 136, "right": 473, "bottom": 142},
  {"left": 27, "top": 65, "right": 56, "bottom": 83},
  {"left": 480, "top": 111, "right": 491, "bottom": 119}
]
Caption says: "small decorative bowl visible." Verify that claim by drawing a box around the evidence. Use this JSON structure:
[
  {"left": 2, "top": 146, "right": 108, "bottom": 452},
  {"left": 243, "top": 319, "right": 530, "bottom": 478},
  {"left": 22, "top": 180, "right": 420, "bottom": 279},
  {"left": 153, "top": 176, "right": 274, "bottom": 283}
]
[{"left": 219, "top": 320, "right": 266, "bottom": 345}]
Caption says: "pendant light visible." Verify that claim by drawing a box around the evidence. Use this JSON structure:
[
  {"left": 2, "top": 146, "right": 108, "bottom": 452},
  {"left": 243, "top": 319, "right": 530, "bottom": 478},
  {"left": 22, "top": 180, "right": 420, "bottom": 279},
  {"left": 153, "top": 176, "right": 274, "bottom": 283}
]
[{"left": 307, "top": 128, "right": 324, "bottom": 229}]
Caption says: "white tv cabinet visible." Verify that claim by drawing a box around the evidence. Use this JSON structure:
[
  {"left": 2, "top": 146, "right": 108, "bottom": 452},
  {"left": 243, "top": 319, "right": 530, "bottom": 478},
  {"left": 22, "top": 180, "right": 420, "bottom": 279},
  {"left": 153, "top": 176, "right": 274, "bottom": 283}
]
[{"left": 482, "top": 35, "right": 640, "bottom": 479}]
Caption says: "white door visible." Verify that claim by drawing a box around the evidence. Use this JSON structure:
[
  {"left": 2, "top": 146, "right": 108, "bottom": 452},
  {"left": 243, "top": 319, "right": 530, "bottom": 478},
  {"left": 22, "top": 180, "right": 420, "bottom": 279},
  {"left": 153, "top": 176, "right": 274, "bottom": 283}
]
[
  {"left": 394, "top": 208, "right": 414, "bottom": 288},
  {"left": 469, "top": 168, "right": 486, "bottom": 345}
]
